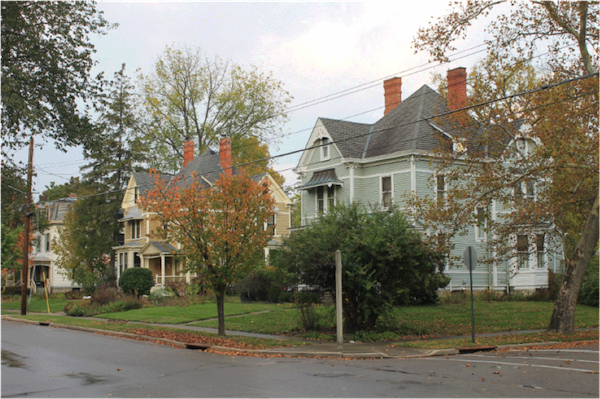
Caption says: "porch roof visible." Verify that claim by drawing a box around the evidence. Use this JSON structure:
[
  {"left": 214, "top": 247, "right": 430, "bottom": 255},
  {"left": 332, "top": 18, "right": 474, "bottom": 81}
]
[{"left": 299, "top": 169, "right": 343, "bottom": 190}]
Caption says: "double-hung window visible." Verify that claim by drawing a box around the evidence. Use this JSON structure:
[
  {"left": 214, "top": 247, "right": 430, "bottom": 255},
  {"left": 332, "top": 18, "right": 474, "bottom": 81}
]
[
  {"left": 476, "top": 207, "right": 486, "bottom": 241},
  {"left": 381, "top": 176, "right": 392, "bottom": 208},
  {"left": 45, "top": 233, "right": 51, "bottom": 251},
  {"left": 536, "top": 234, "right": 545, "bottom": 268},
  {"left": 317, "top": 186, "right": 335, "bottom": 214},
  {"left": 131, "top": 220, "right": 141, "bottom": 239},
  {"left": 517, "top": 235, "right": 529, "bottom": 269},
  {"left": 436, "top": 175, "right": 445, "bottom": 202}
]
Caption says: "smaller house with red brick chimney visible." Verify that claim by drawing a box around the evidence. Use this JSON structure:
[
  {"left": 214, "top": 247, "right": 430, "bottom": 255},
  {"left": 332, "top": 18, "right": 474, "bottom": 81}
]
[
  {"left": 113, "top": 136, "right": 291, "bottom": 287},
  {"left": 294, "top": 67, "right": 564, "bottom": 292}
]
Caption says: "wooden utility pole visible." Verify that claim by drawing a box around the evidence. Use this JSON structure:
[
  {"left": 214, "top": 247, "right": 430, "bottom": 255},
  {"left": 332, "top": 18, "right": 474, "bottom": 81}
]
[
  {"left": 20, "top": 138, "right": 34, "bottom": 316},
  {"left": 335, "top": 250, "right": 343, "bottom": 349}
]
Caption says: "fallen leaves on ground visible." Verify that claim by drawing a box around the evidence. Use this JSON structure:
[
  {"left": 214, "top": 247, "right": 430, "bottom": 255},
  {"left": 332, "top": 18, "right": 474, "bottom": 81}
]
[{"left": 125, "top": 328, "right": 266, "bottom": 349}]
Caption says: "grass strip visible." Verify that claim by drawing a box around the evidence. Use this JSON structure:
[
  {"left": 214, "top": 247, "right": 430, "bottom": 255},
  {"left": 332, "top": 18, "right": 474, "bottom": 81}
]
[
  {"left": 4, "top": 314, "right": 307, "bottom": 349},
  {"left": 393, "top": 329, "right": 600, "bottom": 349},
  {"left": 98, "top": 302, "right": 280, "bottom": 324},
  {"left": 190, "top": 305, "right": 301, "bottom": 334},
  {"left": 1, "top": 298, "right": 70, "bottom": 313}
]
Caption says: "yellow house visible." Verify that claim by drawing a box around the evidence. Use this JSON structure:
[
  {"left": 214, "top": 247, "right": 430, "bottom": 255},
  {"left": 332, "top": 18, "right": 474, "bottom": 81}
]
[{"left": 113, "top": 137, "right": 291, "bottom": 287}]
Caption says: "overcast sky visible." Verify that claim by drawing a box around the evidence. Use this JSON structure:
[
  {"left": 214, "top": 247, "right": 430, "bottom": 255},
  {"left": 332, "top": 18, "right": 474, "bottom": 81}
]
[{"left": 12, "top": 1, "right": 493, "bottom": 199}]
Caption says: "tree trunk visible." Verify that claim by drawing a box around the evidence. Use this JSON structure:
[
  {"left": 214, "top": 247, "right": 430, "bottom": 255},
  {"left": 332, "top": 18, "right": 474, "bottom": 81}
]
[
  {"left": 216, "top": 286, "right": 226, "bottom": 336},
  {"left": 548, "top": 193, "right": 599, "bottom": 333}
]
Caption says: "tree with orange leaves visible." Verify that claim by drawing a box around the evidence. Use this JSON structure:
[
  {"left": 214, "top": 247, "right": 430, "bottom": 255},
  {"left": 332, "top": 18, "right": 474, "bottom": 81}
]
[{"left": 141, "top": 170, "right": 275, "bottom": 336}]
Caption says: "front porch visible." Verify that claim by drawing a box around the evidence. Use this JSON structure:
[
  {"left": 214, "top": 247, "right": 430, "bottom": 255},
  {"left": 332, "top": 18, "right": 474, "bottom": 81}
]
[{"left": 140, "top": 241, "right": 191, "bottom": 287}]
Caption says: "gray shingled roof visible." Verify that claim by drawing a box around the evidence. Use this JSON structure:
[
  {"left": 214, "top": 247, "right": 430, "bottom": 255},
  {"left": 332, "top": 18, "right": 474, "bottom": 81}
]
[
  {"left": 169, "top": 149, "right": 241, "bottom": 190},
  {"left": 316, "top": 85, "right": 462, "bottom": 161},
  {"left": 319, "top": 118, "right": 371, "bottom": 160},
  {"left": 366, "top": 85, "right": 454, "bottom": 158},
  {"left": 133, "top": 172, "right": 173, "bottom": 197},
  {"left": 148, "top": 241, "right": 176, "bottom": 253},
  {"left": 46, "top": 198, "right": 76, "bottom": 222}
]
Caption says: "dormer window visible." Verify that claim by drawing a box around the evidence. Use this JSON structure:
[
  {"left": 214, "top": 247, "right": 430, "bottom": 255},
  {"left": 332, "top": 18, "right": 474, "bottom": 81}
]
[
  {"left": 453, "top": 138, "right": 467, "bottom": 154},
  {"left": 321, "top": 137, "right": 330, "bottom": 160}
]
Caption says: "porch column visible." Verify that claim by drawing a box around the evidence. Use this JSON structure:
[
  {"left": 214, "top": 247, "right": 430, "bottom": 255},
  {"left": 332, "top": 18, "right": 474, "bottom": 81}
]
[
  {"left": 186, "top": 271, "right": 191, "bottom": 284},
  {"left": 139, "top": 254, "right": 145, "bottom": 269},
  {"left": 171, "top": 257, "right": 176, "bottom": 278},
  {"left": 160, "top": 254, "right": 166, "bottom": 286}
]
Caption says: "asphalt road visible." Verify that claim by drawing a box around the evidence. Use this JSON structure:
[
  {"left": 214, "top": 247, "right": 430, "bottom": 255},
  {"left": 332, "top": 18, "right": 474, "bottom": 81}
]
[{"left": 2, "top": 320, "right": 598, "bottom": 398}]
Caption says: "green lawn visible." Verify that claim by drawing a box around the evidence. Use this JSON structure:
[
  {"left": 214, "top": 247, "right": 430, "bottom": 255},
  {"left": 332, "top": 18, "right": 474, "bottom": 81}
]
[
  {"left": 98, "top": 302, "right": 281, "bottom": 324},
  {"left": 1, "top": 297, "right": 69, "bottom": 313},
  {"left": 192, "top": 301, "right": 599, "bottom": 339},
  {"left": 392, "top": 301, "right": 599, "bottom": 336},
  {"left": 190, "top": 303, "right": 302, "bottom": 334}
]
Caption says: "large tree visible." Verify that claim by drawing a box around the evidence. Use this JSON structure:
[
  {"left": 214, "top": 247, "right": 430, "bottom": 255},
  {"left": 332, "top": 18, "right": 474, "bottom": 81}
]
[
  {"left": 412, "top": 0, "right": 598, "bottom": 333},
  {"left": 272, "top": 203, "right": 450, "bottom": 332},
  {"left": 1, "top": 1, "right": 115, "bottom": 155},
  {"left": 136, "top": 45, "right": 292, "bottom": 174},
  {"left": 81, "top": 64, "right": 147, "bottom": 191},
  {"left": 140, "top": 171, "right": 275, "bottom": 336},
  {"left": 53, "top": 187, "right": 122, "bottom": 293}
]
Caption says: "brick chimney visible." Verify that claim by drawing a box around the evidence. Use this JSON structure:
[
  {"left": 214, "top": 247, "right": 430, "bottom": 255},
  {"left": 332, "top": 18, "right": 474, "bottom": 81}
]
[
  {"left": 219, "top": 135, "right": 233, "bottom": 176},
  {"left": 447, "top": 67, "right": 467, "bottom": 111},
  {"left": 383, "top": 77, "right": 402, "bottom": 115},
  {"left": 183, "top": 139, "right": 194, "bottom": 168}
]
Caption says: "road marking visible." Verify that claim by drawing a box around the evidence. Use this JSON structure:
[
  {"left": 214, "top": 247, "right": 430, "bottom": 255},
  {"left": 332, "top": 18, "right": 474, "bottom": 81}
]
[
  {"left": 467, "top": 354, "right": 599, "bottom": 364},
  {"left": 531, "top": 349, "right": 599, "bottom": 354},
  {"left": 422, "top": 357, "right": 598, "bottom": 373}
]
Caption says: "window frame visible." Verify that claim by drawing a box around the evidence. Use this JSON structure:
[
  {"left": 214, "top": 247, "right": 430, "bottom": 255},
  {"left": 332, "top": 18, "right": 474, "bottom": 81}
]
[
  {"left": 321, "top": 137, "right": 330, "bottom": 160},
  {"left": 475, "top": 207, "right": 487, "bottom": 241},
  {"left": 316, "top": 185, "right": 335, "bottom": 214},
  {"left": 436, "top": 174, "right": 445, "bottom": 202},
  {"left": 517, "top": 235, "right": 529, "bottom": 269},
  {"left": 131, "top": 220, "right": 141, "bottom": 239},
  {"left": 381, "top": 176, "right": 392, "bottom": 208}
]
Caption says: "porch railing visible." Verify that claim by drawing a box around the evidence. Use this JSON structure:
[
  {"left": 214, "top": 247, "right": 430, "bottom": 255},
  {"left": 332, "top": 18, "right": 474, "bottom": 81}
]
[{"left": 154, "top": 275, "right": 188, "bottom": 286}]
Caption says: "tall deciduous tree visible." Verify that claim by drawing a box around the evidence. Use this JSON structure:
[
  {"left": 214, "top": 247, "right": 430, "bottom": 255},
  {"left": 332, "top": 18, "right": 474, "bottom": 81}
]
[
  {"left": 140, "top": 171, "right": 275, "bottom": 336},
  {"left": 1, "top": 1, "right": 115, "bottom": 155},
  {"left": 136, "top": 45, "right": 292, "bottom": 174},
  {"left": 412, "top": 0, "right": 598, "bottom": 333}
]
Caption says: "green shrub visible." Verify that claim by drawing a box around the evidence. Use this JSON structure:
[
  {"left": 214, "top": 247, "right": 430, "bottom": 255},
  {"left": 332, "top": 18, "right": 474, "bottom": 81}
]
[
  {"left": 296, "top": 302, "right": 323, "bottom": 331},
  {"left": 64, "top": 289, "right": 84, "bottom": 300},
  {"left": 578, "top": 254, "right": 599, "bottom": 307},
  {"left": 91, "top": 283, "right": 121, "bottom": 306},
  {"left": 66, "top": 303, "right": 98, "bottom": 317},
  {"left": 118, "top": 268, "right": 154, "bottom": 297},
  {"left": 278, "top": 291, "right": 295, "bottom": 303}
]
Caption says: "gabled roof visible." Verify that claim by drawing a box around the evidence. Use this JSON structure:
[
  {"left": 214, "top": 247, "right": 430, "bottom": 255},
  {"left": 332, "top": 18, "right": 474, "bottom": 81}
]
[
  {"left": 300, "top": 85, "right": 463, "bottom": 165},
  {"left": 133, "top": 172, "right": 173, "bottom": 197},
  {"left": 366, "top": 85, "right": 456, "bottom": 158},
  {"left": 169, "top": 149, "right": 239, "bottom": 190},
  {"left": 319, "top": 118, "right": 372, "bottom": 160}
]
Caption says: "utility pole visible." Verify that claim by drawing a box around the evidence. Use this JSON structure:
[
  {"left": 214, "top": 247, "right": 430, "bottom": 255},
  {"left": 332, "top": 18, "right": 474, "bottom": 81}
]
[{"left": 21, "top": 138, "right": 34, "bottom": 316}]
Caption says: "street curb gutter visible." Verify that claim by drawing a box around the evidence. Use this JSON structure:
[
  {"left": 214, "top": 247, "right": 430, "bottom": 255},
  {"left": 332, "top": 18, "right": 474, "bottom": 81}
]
[
  {"left": 2, "top": 316, "right": 187, "bottom": 349},
  {"left": 2, "top": 316, "right": 408, "bottom": 358}
]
